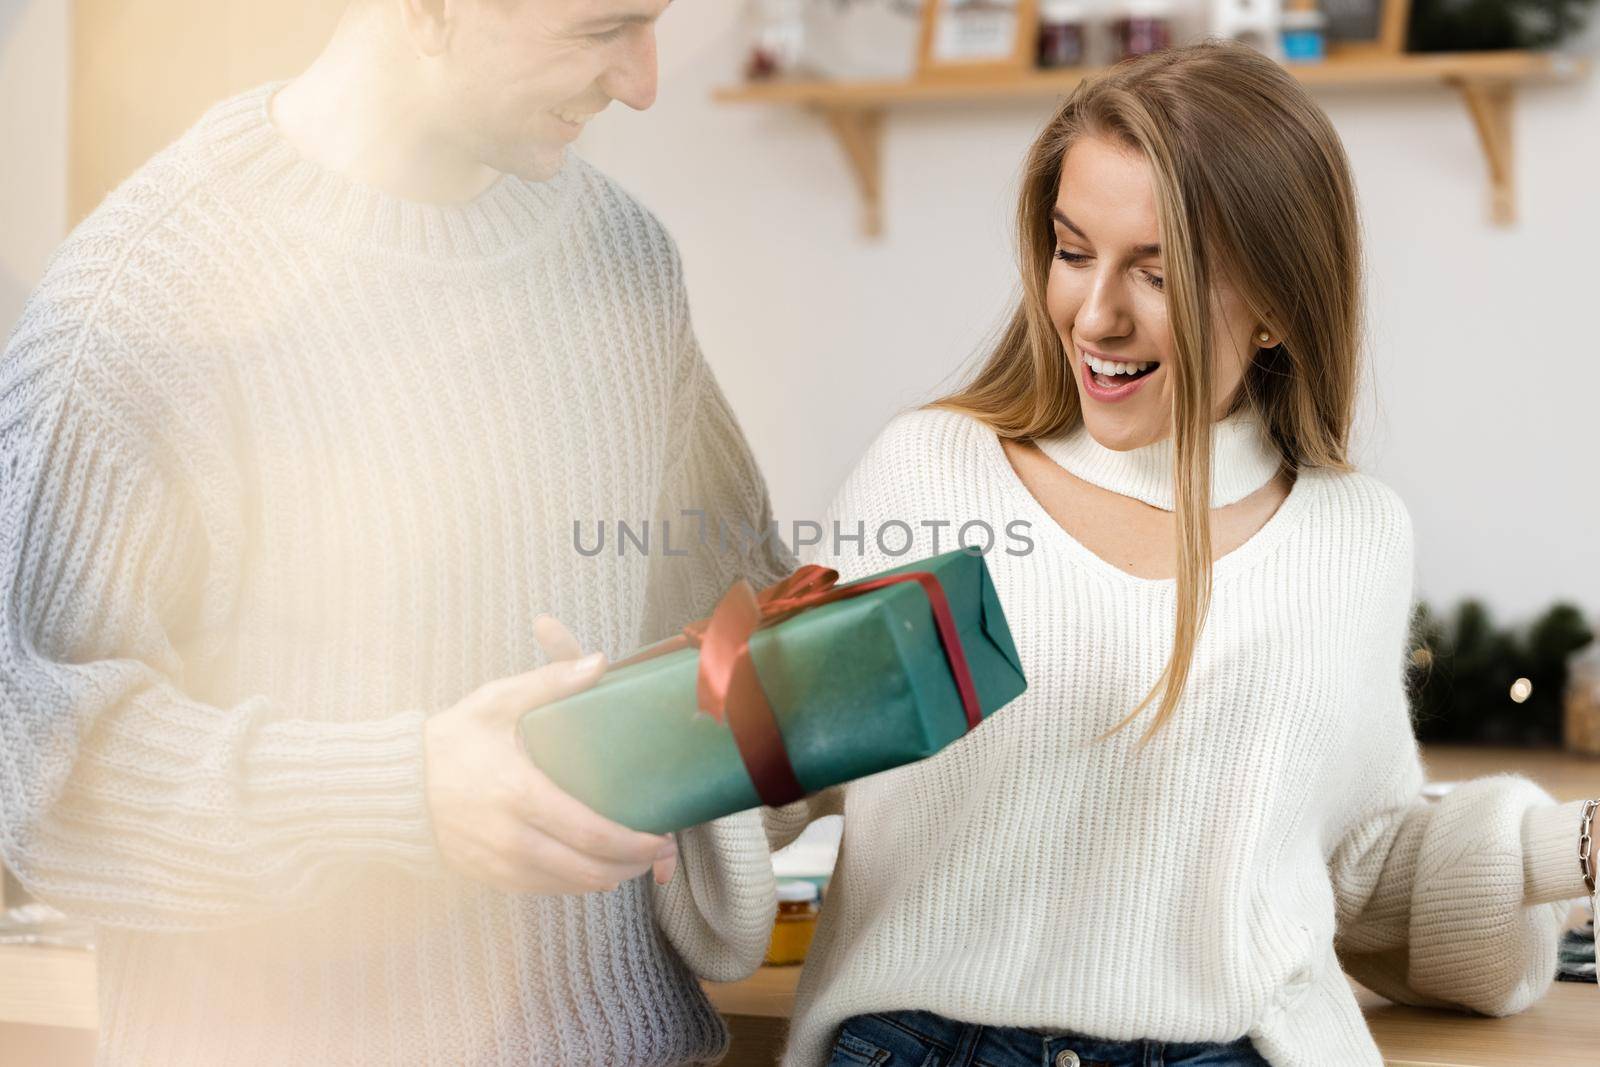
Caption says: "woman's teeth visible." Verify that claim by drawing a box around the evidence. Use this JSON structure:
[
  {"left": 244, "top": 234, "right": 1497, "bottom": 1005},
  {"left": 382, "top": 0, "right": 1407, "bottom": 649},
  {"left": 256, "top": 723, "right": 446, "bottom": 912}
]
[{"left": 1083, "top": 353, "right": 1155, "bottom": 377}]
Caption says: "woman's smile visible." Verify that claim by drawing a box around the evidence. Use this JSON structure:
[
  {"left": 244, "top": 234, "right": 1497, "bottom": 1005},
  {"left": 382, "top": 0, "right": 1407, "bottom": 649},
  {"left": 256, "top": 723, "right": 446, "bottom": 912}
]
[{"left": 1077, "top": 344, "right": 1161, "bottom": 403}]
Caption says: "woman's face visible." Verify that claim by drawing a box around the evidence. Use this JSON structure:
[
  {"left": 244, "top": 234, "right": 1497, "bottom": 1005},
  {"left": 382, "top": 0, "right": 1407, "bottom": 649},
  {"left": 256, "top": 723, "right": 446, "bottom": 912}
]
[{"left": 1045, "top": 135, "right": 1269, "bottom": 451}]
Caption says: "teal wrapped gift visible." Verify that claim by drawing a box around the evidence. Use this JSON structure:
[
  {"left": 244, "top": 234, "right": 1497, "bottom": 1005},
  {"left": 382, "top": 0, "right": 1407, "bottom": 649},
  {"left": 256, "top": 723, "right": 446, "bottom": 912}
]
[{"left": 517, "top": 548, "right": 1027, "bottom": 834}]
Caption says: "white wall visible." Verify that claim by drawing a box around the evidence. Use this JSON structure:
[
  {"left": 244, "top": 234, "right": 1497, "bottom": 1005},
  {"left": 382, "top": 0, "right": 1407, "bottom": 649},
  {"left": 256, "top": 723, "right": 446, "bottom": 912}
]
[
  {"left": 2, "top": 3, "right": 1594, "bottom": 620},
  {"left": 0, "top": 0, "right": 68, "bottom": 336},
  {"left": 584, "top": 7, "right": 1600, "bottom": 622}
]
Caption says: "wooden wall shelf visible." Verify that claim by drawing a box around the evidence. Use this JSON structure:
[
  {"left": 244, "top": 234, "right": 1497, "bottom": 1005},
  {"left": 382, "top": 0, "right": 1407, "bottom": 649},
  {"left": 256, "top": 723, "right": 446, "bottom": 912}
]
[{"left": 713, "top": 51, "right": 1589, "bottom": 235}]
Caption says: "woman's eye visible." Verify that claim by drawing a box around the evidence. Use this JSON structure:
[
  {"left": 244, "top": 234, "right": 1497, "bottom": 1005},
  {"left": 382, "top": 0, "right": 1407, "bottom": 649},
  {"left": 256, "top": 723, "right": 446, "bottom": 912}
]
[
  {"left": 1142, "top": 270, "right": 1165, "bottom": 292},
  {"left": 590, "top": 25, "right": 627, "bottom": 43},
  {"left": 1053, "top": 249, "right": 1089, "bottom": 265}
]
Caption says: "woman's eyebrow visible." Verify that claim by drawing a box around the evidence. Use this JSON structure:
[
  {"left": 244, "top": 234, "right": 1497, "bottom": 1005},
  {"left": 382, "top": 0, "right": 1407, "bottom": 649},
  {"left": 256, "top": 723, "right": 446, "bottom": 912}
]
[{"left": 1052, "top": 208, "right": 1161, "bottom": 257}]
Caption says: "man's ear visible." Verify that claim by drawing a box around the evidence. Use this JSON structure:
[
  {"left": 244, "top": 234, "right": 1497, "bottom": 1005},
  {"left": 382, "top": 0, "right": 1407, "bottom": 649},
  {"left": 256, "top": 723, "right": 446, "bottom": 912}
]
[{"left": 398, "top": 0, "right": 454, "bottom": 57}]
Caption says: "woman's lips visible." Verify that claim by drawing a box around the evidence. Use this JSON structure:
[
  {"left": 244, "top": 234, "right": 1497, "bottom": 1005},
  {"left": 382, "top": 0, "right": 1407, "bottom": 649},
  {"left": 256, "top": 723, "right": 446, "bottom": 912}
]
[{"left": 1079, "top": 355, "right": 1158, "bottom": 403}]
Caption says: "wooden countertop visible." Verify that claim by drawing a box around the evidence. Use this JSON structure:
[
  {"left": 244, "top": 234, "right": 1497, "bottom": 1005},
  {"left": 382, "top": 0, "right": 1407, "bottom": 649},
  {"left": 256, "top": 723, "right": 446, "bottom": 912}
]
[
  {"left": 1, "top": 746, "right": 1595, "bottom": 1065},
  {"left": 1419, "top": 745, "right": 1598, "bottom": 804},
  {"left": 1355, "top": 982, "right": 1595, "bottom": 1067},
  {"left": 3, "top": 941, "right": 1590, "bottom": 1067},
  {"left": 0, "top": 943, "right": 95, "bottom": 1031}
]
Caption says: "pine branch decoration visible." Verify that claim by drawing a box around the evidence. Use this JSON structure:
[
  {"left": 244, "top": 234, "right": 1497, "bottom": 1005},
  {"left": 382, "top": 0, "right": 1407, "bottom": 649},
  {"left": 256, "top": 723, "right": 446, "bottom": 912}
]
[{"left": 1408, "top": 600, "right": 1594, "bottom": 746}]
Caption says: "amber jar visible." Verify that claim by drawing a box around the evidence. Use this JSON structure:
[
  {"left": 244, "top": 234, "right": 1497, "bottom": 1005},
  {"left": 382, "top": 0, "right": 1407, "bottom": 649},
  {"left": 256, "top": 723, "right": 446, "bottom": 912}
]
[
  {"left": 1565, "top": 645, "right": 1600, "bottom": 755},
  {"left": 764, "top": 881, "right": 820, "bottom": 966}
]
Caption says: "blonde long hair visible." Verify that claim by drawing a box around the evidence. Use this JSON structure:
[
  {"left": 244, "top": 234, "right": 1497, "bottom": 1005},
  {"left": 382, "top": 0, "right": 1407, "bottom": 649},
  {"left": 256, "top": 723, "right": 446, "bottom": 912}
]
[{"left": 934, "top": 40, "right": 1362, "bottom": 745}]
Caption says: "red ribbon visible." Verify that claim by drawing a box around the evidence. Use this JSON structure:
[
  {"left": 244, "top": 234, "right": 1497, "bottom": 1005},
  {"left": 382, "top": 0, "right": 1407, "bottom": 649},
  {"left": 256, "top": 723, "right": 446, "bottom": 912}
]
[{"left": 614, "top": 565, "right": 983, "bottom": 808}]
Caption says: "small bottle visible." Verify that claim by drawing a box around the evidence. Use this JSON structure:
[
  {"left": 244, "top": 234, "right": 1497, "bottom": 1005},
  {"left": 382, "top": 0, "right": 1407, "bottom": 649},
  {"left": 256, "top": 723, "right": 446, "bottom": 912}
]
[
  {"left": 764, "top": 880, "right": 821, "bottom": 966},
  {"left": 1112, "top": 0, "right": 1173, "bottom": 61},
  {"left": 1564, "top": 643, "right": 1600, "bottom": 756},
  {"left": 1037, "top": 0, "right": 1090, "bottom": 68},
  {"left": 744, "top": 0, "right": 806, "bottom": 81},
  {"left": 1279, "top": 6, "right": 1327, "bottom": 64}
]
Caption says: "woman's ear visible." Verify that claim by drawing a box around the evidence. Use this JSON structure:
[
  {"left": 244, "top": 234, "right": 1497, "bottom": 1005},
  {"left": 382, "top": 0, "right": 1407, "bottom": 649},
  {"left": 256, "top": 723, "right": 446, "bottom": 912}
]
[{"left": 1252, "top": 300, "right": 1288, "bottom": 348}]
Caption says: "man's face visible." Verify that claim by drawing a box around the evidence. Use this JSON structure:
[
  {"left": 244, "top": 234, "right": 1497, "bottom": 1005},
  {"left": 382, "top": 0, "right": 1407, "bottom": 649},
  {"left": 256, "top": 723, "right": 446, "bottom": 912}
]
[{"left": 431, "top": 0, "right": 668, "bottom": 182}]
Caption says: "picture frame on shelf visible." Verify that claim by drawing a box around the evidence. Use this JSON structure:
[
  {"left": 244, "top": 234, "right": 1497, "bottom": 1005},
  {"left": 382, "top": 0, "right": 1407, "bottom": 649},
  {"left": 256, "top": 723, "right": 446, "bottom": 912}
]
[
  {"left": 917, "top": 0, "right": 1039, "bottom": 79},
  {"left": 1319, "top": 0, "right": 1411, "bottom": 55}
]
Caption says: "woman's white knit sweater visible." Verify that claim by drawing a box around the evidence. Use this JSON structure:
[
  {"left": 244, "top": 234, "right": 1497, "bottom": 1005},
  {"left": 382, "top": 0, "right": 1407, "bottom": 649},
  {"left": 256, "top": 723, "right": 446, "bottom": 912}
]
[{"left": 764, "top": 406, "right": 1591, "bottom": 1067}]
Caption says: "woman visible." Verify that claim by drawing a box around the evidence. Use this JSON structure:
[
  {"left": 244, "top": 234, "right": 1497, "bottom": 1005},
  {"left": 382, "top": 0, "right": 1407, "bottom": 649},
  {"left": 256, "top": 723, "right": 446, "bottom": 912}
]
[{"left": 765, "top": 41, "right": 1595, "bottom": 1067}]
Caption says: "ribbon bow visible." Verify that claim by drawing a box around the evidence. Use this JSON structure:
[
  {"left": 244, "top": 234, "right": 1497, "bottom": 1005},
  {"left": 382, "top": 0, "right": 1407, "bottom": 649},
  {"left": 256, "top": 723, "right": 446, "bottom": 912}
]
[{"left": 615, "top": 564, "right": 982, "bottom": 808}]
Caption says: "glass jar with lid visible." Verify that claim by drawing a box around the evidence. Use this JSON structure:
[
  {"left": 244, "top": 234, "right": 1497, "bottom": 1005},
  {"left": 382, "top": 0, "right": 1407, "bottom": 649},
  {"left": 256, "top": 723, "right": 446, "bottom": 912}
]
[
  {"left": 1111, "top": 0, "right": 1173, "bottom": 60},
  {"left": 764, "top": 880, "right": 821, "bottom": 966},
  {"left": 1037, "top": 0, "right": 1091, "bottom": 68}
]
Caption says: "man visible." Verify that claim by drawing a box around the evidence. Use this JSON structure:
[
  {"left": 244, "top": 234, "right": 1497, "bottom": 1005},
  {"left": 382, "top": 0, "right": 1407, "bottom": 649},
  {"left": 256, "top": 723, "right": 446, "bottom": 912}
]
[{"left": 0, "top": 1, "right": 790, "bottom": 1063}]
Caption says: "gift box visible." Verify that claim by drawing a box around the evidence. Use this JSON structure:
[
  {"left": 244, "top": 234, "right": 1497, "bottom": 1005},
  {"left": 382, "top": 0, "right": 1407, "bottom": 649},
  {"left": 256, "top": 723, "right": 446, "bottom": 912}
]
[{"left": 517, "top": 548, "right": 1028, "bottom": 834}]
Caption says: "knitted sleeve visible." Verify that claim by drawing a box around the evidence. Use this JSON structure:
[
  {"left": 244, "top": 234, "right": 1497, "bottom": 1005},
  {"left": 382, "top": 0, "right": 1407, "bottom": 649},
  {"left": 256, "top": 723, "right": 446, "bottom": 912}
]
[
  {"left": 644, "top": 285, "right": 795, "bottom": 982},
  {"left": 636, "top": 353, "right": 795, "bottom": 645},
  {"left": 0, "top": 307, "right": 440, "bottom": 933},
  {"left": 1327, "top": 490, "right": 1589, "bottom": 1015},
  {"left": 764, "top": 789, "right": 845, "bottom": 853}
]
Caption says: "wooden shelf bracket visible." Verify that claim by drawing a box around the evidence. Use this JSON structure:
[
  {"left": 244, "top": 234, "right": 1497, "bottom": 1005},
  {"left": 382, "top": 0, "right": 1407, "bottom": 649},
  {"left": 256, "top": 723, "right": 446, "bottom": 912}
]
[
  {"left": 814, "top": 106, "right": 885, "bottom": 238},
  {"left": 1452, "top": 77, "right": 1516, "bottom": 225},
  {"left": 720, "top": 54, "right": 1587, "bottom": 236}
]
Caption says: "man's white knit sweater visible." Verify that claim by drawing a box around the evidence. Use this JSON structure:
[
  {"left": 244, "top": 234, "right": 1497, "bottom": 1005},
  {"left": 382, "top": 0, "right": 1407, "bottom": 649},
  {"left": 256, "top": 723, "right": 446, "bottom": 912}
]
[
  {"left": 0, "top": 84, "right": 789, "bottom": 1064},
  {"left": 766, "top": 406, "right": 1590, "bottom": 1067}
]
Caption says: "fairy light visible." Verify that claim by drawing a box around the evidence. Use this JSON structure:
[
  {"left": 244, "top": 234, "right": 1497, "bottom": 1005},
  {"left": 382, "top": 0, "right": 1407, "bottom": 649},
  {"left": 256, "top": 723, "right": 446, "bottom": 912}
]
[{"left": 1509, "top": 677, "right": 1533, "bottom": 703}]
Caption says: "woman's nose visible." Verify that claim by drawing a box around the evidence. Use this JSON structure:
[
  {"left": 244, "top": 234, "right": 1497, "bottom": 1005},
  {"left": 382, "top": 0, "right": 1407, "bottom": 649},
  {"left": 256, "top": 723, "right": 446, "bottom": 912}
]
[{"left": 1074, "top": 270, "right": 1132, "bottom": 343}]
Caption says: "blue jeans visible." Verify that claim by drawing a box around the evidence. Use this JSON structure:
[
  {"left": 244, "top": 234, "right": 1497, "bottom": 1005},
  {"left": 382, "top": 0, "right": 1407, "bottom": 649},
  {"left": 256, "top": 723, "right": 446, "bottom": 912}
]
[{"left": 828, "top": 1009, "right": 1272, "bottom": 1067}]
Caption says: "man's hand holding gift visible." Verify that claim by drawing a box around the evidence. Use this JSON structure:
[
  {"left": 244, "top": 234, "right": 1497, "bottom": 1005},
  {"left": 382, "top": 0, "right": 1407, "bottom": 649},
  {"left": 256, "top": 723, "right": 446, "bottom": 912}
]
[{"left": 422, "top": 618, "right": 679, "bottom": 895}]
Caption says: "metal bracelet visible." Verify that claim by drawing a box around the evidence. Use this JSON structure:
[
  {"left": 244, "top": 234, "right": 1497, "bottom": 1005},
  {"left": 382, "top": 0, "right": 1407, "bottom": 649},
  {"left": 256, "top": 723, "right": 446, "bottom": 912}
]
[{"left": 1581, "top": 798, "right": 1596, "bottom": 896}]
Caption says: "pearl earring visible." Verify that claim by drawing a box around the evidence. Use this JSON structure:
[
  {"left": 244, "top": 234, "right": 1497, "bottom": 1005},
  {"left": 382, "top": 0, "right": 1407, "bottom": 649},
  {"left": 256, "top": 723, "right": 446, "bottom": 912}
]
[{"left": 1257, "top": 330, "right": 1272, "bottom": 345}]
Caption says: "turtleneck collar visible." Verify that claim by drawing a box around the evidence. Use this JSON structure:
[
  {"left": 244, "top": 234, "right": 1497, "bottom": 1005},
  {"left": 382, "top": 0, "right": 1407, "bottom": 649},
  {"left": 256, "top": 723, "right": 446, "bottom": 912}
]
[{"left": 1034, "top": 409, "right": 1283, "bottom": 511}]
